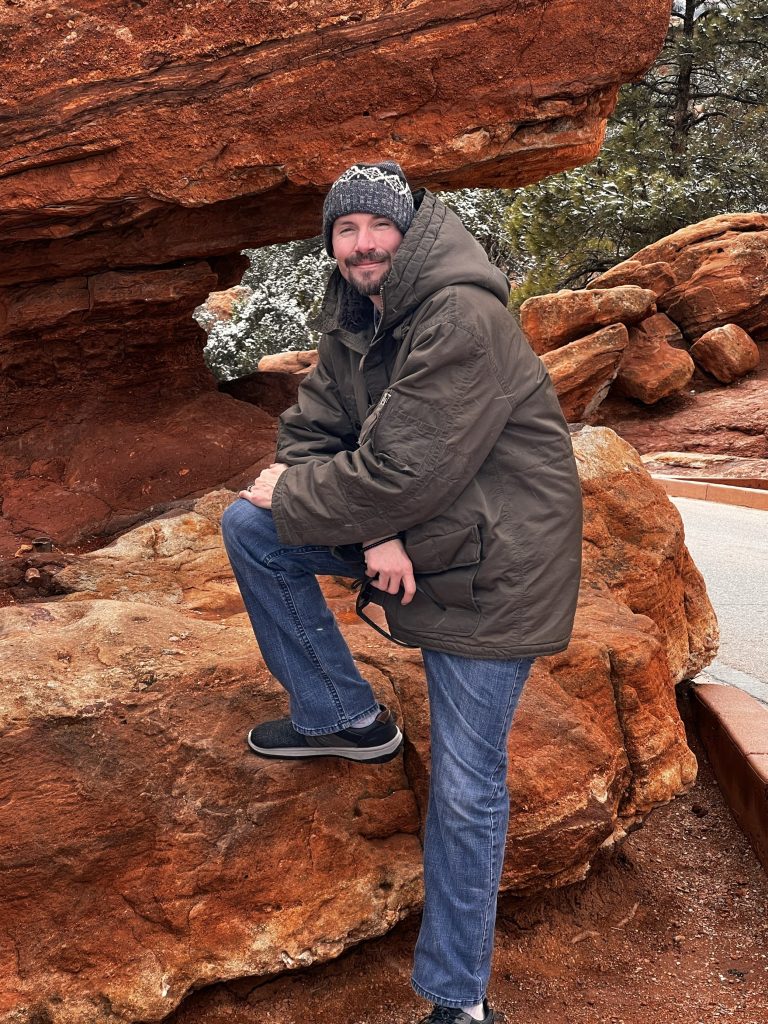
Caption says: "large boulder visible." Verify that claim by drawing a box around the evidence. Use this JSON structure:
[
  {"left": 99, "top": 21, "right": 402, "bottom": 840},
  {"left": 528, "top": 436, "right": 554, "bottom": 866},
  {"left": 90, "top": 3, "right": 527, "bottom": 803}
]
[
  {"left": 540, "top": 323, "right": 628, "bottom": 421},
  {"left": 591, "top": 213, "right": 768, "bottom": 343},
  {"left": 689, "top": 324, "right": 761, "bottom": 384},
  {"left": 614, "top": 314, "right": 696, "bottom": 404},
  {"left": 520, "top": 286, "right": 657, "bottom": 355},
  {"left": 0, "top": 426, "right": 715, "bottom": 1024}
]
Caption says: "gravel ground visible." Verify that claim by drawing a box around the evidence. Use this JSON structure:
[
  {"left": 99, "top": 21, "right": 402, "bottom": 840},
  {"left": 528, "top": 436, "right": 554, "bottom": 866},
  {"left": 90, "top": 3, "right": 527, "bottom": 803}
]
[{"left": 167, "top": 685, "right": 768, "bottom": 1024}]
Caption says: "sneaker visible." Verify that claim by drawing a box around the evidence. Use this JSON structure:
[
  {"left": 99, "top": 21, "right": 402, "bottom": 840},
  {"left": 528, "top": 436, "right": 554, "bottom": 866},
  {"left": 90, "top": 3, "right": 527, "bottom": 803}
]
[
  {"left": 247, "top": 704, "right": 403, "bottom": 763},
  {"left": 418, "top": 1003, "right": 496, "bottom": 1023}
]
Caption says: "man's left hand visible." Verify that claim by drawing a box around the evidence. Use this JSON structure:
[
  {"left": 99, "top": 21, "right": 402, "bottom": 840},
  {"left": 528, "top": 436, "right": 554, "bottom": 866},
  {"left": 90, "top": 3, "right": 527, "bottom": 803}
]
[{"left": 238, "top": 463, "right": 288, "bottom": 508}]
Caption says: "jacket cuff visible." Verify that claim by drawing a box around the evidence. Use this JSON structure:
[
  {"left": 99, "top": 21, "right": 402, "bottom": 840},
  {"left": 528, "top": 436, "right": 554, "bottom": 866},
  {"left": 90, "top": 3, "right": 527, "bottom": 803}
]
[{"left": 270, "top": 470, "right": 300, "bottom": 545}]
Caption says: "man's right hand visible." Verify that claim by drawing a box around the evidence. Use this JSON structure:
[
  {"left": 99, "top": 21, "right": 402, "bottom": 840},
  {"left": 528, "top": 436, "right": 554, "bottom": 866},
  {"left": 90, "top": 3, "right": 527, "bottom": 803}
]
[{"left": 364, "top": 538, "right": 416, "bottom": 605}]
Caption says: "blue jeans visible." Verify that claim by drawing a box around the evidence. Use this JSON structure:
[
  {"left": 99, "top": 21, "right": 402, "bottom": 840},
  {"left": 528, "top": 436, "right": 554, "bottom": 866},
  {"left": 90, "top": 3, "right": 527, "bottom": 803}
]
[{"left": 221, "top": 500, "right": 533, "bottom": 1007}]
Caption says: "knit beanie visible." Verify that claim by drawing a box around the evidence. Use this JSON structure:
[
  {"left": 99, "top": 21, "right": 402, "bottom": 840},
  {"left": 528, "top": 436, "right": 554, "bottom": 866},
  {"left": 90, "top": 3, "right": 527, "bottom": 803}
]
[{"left": 323, "top": 161, "right": 414, "bottom": 256}]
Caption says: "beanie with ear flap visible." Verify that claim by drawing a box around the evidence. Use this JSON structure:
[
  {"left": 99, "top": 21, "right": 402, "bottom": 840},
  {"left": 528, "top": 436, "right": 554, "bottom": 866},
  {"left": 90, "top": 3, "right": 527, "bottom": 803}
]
[{"left": 323, "top": 161, "right": 414, "bottom": 256}]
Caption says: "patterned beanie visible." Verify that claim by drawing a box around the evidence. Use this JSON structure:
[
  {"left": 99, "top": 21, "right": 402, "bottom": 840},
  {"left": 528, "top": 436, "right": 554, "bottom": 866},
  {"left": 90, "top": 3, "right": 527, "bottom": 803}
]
[{"left": 323, "top": 161, "right": 414, "bottom": 256}]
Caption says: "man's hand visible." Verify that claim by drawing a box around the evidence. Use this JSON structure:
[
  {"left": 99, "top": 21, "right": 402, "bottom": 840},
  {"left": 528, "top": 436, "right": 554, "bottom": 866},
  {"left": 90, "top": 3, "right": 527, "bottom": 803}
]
[
  {"left": 365, "top": 538, "right": 416, "bottom": 605},
  {"left": 238, "top": 463, "right": 288, "bottom": 508}
]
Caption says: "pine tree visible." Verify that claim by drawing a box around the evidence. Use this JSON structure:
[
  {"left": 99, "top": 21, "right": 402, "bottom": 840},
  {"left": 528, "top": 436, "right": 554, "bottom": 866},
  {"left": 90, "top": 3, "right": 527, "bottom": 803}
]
[{"left": 506, "top": 0, "right": 768, "bottom": 303}]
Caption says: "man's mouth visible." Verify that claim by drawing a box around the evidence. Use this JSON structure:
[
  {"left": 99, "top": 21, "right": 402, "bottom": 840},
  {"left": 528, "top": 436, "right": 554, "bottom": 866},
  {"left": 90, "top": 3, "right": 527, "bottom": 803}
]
[{"left": 346, "top": 253, "right": 389, "bottom": 270}]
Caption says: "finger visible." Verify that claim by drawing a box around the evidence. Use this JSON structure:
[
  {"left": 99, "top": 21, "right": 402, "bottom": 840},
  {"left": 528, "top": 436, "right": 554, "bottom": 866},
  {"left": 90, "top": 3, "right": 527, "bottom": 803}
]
[
  {"left": 386, "top": 575, "right": 401, "bottom": 595},
  {"left": 401, "top": 571, "right": 417, "bottom": 605},
  {"left": 371, "top": 573, "right": 389, "bottom": 591}
]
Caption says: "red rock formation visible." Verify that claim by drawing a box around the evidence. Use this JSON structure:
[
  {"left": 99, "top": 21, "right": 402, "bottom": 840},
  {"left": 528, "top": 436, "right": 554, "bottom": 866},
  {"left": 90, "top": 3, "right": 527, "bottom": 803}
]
[
  {"left": 614, "top": 314, "right": 695, "bottom": 404},
  {"left": 592, "top": 213, "right": 768, "bottom": 343},
  {"left": 199, "top": 286, "right": 254, "bottom": 326},
  {"left": 540, "top": 323, "right": 628, "bottom": 421},
  {"left": 258, "top": 350, "right": 319, "bottom": 375},
  {"left": 520, "top": 286, "right": 656, "bottom": 355},
  {"left": 586, "top": 258, "right": 678, "bottom": 297},
  {"left": 641, "top": 451, "right": 768, "bottom": 489},
  {"left": 589, "top": 377, "right": 768, "bottom": 458},
  {"left": 0, "top": 427, "right": 712, "bottom": 1023},
  {"left": 689, "top": 324, "right": 760, "bottom": 384},
  {"left": 0, "top": 0, "right": 673, "bottom": 588}
]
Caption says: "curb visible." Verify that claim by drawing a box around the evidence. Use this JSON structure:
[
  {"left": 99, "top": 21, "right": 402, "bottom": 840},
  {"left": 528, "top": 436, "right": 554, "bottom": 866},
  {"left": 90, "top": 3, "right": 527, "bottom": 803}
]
[
  {"left": 653, "top": 475, "right": 768, "bottom": 510},
  {"left": 690, "top": 683, "right": 768, "bottom": 874}
]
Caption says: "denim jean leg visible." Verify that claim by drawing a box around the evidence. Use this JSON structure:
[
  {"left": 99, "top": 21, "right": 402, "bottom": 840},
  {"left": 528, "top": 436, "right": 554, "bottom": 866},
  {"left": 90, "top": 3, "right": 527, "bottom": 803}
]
[
  {"left": 411, "top": 650, "right": 534, "bottom": 1008},
  {"left": 221, "top": 499, "right": 380, "bottom": 734}
]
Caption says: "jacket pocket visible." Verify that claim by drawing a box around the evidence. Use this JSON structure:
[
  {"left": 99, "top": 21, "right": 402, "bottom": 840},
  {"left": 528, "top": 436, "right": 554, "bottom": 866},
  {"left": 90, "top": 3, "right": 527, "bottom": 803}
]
[{"left": 379, "top": 524, "right": 483, "bottom": 638}]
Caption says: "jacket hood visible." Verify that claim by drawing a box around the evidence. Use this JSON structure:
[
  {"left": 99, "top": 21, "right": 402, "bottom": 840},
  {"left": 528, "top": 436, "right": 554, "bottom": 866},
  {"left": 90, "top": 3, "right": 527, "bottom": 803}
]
[{"left": 314, "top": 190, "right": 510, "bottom": 345}]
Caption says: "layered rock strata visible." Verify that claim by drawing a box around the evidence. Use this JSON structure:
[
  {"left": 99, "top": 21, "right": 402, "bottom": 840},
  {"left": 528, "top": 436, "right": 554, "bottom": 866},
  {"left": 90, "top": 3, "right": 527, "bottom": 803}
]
[{"left": 0, "top": 426, "right": 715, "bottom": 1024}]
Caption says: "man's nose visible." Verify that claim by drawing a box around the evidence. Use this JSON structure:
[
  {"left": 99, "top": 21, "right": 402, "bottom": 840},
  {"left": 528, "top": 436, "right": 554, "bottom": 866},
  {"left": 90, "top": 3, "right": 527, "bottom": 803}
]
[{"left": 354, "top": 226, "right": 375, "bottom": 252}]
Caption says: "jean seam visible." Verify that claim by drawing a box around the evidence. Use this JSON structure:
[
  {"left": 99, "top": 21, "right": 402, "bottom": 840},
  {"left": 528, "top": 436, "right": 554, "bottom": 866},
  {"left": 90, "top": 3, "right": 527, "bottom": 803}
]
[
  {"left": 475, "top": 657, "right": 526, "bottom": 980},
  {"left": 411, "top": 978, "right": 484, "bottom": 1009}
]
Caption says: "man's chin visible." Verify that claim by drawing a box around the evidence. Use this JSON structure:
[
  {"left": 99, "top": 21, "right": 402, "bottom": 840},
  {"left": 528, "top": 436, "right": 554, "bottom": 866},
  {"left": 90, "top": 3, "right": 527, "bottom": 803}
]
[{"left": 349, "top": 266, "right": 389, "bottom": 297}]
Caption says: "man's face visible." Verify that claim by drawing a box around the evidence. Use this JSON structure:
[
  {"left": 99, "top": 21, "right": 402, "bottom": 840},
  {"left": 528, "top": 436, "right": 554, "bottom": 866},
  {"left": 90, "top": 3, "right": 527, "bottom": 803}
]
[{"left": 331, "top": 212, "right": 404, "bottom": 298}]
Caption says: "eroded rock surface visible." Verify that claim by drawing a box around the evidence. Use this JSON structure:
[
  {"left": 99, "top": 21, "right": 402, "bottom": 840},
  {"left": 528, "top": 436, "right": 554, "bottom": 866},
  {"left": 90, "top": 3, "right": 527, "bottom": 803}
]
[
  {"left": 520, "top": 286, "right": 657, "bottom": 355},
  {"left": 689, "top": 324, "right": 760, "bottom": 384},
  {"left": 540, "top": 323, "right": 628, "bottom": 421},
  {"left": 614, "top": 316, "right": 695, "bottom": 404},
  {"left": 0, "top": 426, "right": 714, "bottom": 1024}
]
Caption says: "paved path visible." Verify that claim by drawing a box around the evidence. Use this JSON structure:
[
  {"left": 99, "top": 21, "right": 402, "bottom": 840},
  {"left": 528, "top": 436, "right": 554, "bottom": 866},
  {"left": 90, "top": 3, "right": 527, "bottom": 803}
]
[{"left": 672, "top": 496, "right": 768, "bottom": 703}]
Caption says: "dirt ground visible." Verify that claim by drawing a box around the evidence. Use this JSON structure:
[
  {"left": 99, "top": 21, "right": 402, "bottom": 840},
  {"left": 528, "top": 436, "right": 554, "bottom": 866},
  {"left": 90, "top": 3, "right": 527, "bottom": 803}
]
[{"left": 166, "top": 685, "right": 768, "bottom": 1024}]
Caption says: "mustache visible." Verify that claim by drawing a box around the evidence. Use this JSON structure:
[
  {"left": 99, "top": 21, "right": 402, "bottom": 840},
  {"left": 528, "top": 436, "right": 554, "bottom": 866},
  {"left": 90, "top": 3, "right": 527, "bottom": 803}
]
[{"left": 345, "top": 250, "right": 390, "bottom": 268}]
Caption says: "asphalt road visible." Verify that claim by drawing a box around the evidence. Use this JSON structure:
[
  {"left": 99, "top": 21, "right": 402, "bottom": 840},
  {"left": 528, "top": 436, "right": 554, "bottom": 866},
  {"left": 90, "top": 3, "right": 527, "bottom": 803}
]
[{"left": 672, "top": 496, "right": 768, "bottom": 704}]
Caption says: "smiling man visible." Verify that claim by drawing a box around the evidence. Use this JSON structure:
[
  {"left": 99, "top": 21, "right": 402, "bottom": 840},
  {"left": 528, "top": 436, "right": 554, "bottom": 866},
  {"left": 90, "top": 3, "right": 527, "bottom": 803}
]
[{"left": 221, "top": 161, "right": 583, "bottom": 1024}]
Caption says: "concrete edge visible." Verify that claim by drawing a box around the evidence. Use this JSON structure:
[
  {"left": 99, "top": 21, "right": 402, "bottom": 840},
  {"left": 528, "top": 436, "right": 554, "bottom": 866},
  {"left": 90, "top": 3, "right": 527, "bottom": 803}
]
[
  {"left": 689, "top": 682, "right": 768, "bottom": 874},
  {"left": 653, "top": 475, "right": 768, "bottom": 510}
]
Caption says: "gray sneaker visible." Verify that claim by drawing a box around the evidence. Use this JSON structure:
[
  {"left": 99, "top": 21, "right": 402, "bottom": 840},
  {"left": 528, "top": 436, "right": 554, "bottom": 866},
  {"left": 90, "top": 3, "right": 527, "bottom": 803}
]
[
  {"left": 418, "top": 1003, "right": 497, "bottom": 1023},
  {"left": 247, "top": 704, "right": 403, "bottom": 763}
]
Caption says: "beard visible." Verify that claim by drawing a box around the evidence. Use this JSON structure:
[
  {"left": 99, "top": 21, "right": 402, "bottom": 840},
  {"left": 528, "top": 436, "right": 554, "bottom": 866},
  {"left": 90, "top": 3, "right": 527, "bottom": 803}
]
[{"left": 345, "top": 250, "right": 392, "bottom": 296}]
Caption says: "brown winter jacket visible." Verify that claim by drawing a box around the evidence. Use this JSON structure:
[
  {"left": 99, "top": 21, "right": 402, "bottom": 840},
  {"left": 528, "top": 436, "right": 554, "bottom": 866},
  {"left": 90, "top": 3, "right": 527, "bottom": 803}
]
[{"left": 271, "top": 190, "right": 583, "bottom": 658}]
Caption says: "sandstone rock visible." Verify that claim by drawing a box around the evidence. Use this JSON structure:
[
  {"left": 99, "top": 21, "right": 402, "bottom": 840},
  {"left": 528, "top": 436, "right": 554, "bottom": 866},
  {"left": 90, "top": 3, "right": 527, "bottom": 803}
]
[
  {"left": 590, "top": 378, "right": 768, "bottom": 459},
  {"left": 614, "top": 314, "right": 695, "bottom": 404},
  {"left": 587, "top": 259, "right": 678, "bottom": 296},
  {"left": 53, "top": 491, "right": 243, "bottom": 618},
  {"left": 627, "top": 213, "right": 768, "bottom": 342},
  {"left": 258, "top": 350, "right": 319, "bottom": 375},
  {"left": 641, "top": 451, "right": 768, "bottom": 490},
  {"left": 197, "top": 286, "right": 254, "bottom": 330},
  {"left": 0, "top": 389, "right": 278, "bottom": 589},
  {"left": 520, "top": 286, "right": 657, "bottom": 354},
  {"left": 220, "top": 370, "right": 302, "bottom": 419},
  {"left": 573, "top": 426, "right": 717, "bottom": 682},
  {"left": 689, "top": 324, "right": 760, "bottom": 384},
  {"left": 0, "top": 600, "right": 423, "bottom": 1024},
  {"left": 541, "top": 323, "right": 628, "bottom": 421},
  {"left": 0, "top": 425, "right": 714, "bottom": 1023}
]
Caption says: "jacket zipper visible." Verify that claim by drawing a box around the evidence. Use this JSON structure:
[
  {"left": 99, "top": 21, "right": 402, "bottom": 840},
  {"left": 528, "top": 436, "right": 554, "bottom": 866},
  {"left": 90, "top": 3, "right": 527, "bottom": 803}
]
[{"left": 359, "top": 388, "right": 392, "bottom": 445}]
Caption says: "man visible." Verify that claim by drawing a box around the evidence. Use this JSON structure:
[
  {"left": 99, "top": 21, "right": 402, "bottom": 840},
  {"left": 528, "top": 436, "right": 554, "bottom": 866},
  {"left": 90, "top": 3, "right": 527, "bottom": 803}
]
[{"left": 221, "top": 161, "right": 583, "bottom": 1023}]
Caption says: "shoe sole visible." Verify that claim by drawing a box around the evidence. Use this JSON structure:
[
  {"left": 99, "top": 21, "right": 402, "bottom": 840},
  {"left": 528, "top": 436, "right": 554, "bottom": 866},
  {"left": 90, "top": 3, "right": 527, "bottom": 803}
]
[{"left": 247, "top": 728, "right": 404, "bottom": 764}]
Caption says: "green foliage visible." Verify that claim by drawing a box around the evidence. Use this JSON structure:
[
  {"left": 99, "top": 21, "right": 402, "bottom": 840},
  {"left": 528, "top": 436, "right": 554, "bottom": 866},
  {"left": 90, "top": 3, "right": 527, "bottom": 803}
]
[
  {"left": 506, "top": 0, "right": 768, "bottom": 305},
  {"left": 199, "top": 237, "right": 332, "bottom": 382}
]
